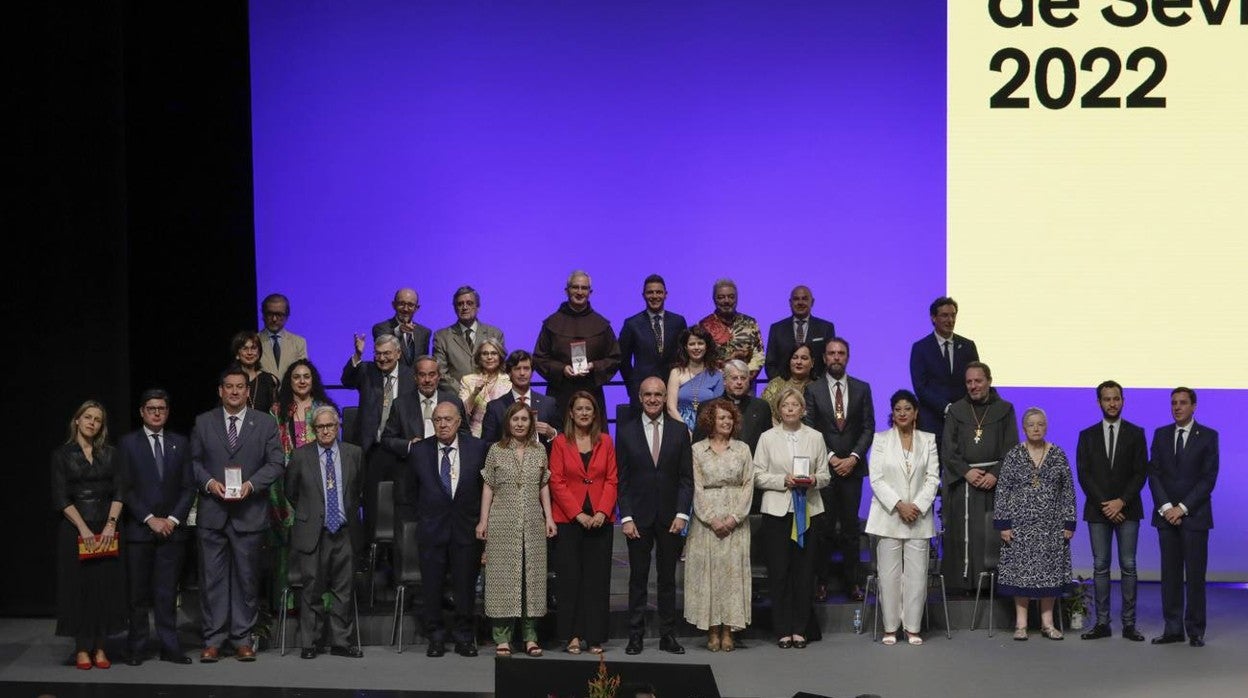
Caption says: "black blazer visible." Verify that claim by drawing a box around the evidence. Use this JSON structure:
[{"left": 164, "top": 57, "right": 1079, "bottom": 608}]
[
  {"left": 286, "top": 441, "right": 365, "bottom": 553},
  {"left": 340, "top": 359, "right": 415, "bottom": 452},
  {"left": 803, "top": 374, "right": 875, "bottom": 477},
  {"left": 371, "top": 317, "right": 432, "bottom": 367},
  {"left": 1075, "top": 419, "right": 1148, "bottom": 522},
  {"left": 380, "top": 389, "right": 468, "bottom": 458},
  {"left": 764, "top": 315, "right": 836, "bottom": 380},
  {"left": 908, "top": 332, "right": 978, "bottom": 433},
  {"left": 401, "top": 435, "right": 486, "bottom": 546},
  {"left": 693, "top": 394, "right": 771, "bottom": 454},
  {"left": 480, "top": 390, "right": 560, "bottom": 446},
  {"left": 1148, "top": 422, "right": 1218, "bottom": 530},
  {"left": 616, "top": 416, "right": 694, "bottom": 529},
  {"left": 119, "top": 429, "right": 194, "bottom": 542},
  {"left": 618, "top": 310, "right": 688, "bottom": 405}
]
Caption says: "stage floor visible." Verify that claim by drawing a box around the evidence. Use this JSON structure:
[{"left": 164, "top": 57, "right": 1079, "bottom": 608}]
[{"left": 2, "top": 584, "right": 1245, "bottom": 698}]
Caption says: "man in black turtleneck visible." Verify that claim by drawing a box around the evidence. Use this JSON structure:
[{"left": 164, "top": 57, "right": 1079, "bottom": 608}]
[{"left": 532, "top": 270, "right": 621, "bottom": 415}]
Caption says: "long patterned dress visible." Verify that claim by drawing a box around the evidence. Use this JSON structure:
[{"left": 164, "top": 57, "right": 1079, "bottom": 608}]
[
  {"left": 460, "top": 373, "right": 512, "bottom": 438},
  {"left": 676, "top": 369, "right": 724, "bottom": 431},
  {"left": 482, "top": 443, "right": 550, "bottom": 619},
  {"left": 684, "top": 439, "right": 753, "bottom": 631},
  {"left": 994, "top": 443, "right": 1076, "bottom": 597}
]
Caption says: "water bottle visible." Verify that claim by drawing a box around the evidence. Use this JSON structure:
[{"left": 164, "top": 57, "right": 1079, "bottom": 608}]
[{"left": 853, "top": 608, "right": 863, "bottom": 634}]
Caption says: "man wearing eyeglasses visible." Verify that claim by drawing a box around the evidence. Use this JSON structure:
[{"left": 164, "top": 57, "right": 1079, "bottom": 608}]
[
  {"left": 286, "top": 407, "right": 364, "bottom": 659},
  {"left": 258, "top": 293, "right": 308, "bottom": 380},
  {"left": 433, "top": 285, "right": 506, "bottom": 392},
  {"left": 119, "top": 389, "right": 193, "bottom": 665},
  {"left": 373, "top": 288, "right": 432, "bottom": 368}
]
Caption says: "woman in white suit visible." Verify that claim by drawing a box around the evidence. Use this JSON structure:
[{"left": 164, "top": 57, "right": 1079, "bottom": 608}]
[
  {"left": 753, "top": 387, "right": 830, "bottom": 649},
  {"left": 865, "top": 389, "right": 940, "bottom": 646}
]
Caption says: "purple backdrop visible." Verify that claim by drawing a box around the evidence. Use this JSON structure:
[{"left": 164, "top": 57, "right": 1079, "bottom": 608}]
[{"left": 249, "top": 1, "right": 1242, "bottom": 579}]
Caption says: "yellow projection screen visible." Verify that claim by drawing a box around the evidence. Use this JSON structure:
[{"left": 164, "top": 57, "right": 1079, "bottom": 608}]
[{"left": 948, "top": 0, "right": 1248, "bottom": 388}]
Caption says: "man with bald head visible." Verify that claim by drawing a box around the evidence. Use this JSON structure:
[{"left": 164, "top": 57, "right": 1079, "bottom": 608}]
[
  {"left": 764, "top": 285, "right": 836, "bottom": 380},
  {"left": 372, "top": 288, "right": 432, "bottom": 367},
  {"left": 401, "top": 403, "right": 486, "bottom": 658}
]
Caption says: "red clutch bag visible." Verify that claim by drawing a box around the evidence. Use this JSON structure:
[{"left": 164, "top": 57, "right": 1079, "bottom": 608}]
[{"left": 77, "top": 532, "right": 120, "bottom": 560}]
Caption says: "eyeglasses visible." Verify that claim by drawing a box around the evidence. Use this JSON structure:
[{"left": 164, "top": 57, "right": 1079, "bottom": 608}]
[
  {"left": 142, "top": 406, "right": 168, "bottom": 413},
  {"left": 313, "top": 423, "right": 339, "bottom": 431},
  {"left": 263, "top": 310, "right": 289, "bottom": 318}
]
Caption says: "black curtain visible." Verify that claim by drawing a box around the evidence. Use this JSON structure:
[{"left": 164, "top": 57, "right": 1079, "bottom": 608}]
[{"left": 5, "top": 1, "right": 256, "bottom": 615}]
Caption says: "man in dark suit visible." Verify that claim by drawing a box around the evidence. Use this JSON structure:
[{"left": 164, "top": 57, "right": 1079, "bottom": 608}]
[
  {"left": 693, "top": 359, "right": 771, "bottom": 454},
  {"left": 402, "top": 402, "right": 485, "bottom": 657},
  {"left": 909, "top": 296, "right": 979, "bottom": 437},
  {"left": 433, "top": 285, "right": 506, "bottom": 392},
  {"left": 371, "top": 288, "right": 432, "bottom": 367},
  {"left": 481, "top": 350, "right": 560, "bottom": 447},
  {"left": 341, "top": 333, "right": 414, "bottom": 538},
  {"left": 190, "top": 367, "right": 284, "bottom": 662},
  {"left": 618, "top": 274, "right": 688, "bottom": 410},
  {"left": 1148, "top": 387, "right": 1218, "bottom": 647},
  {"left": 1075, "top": 380, "right": 1148, "bottom": 642},
  {"left": 764, "top": 285, "right": 836, "bottom": 380},
  {"left": 617, "top": 377, "right": 694, "bottom": 655},
  {"left": 803, "top": 338, "right": 875, "bottom": 601},
  {"left": 286, "top": 407, "right": 365, "bottom": 659},
  {"left": 121, "top": 388, "right": 194, "bottom": 665}
]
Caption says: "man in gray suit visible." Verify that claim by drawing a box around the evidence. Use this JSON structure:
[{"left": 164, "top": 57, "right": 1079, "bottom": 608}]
[
  {"left": 190, "top": 367, "right": 284, "bottom": 662},
  {"left": 286, "top": 407, "right": 365, "bottom": 659},
  {"left": 433, "top": 285, "right": 506, "bottom": 392},
  {"left": 372, "top": 288, "right": 432, "bottom": 367}
]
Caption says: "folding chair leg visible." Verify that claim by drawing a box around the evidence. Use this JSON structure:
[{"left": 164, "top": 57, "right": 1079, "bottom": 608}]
[
  {"left": 939, "top": 574, "right": 952, "bottom": 639},
  {"left": 859, "top": 574, "right": 873, "bottom": 635},
  {"left": 353, "top": 589, "right": 362, "bottom": 649},
  {"left": 971, "top": 576, "right": 983, "bottom": 631},
  {"left": 279, "top": 586, "right": 290, "bottom": 656},
  {"left": 368, "top": 544, "right": 378, "bottom": 608},
  {"left": 987, "top": 572, "right": 996, "bottom": 638}
]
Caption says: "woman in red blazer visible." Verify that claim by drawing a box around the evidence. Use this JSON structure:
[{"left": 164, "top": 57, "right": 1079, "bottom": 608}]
[{"left": 548, "top": 390, "right": 618, "bottom": 654}]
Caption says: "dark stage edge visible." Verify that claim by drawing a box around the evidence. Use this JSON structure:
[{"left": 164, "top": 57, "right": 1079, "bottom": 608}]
[{"left": 0, "top": 683, "right": 490, "bottom": 698}]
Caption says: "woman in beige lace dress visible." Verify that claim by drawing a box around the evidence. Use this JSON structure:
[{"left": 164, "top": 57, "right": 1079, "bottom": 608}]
[
  {"left": 683, "top": 398, "right": 754, "bottom": 651},
  {"left": 459, "top": 338, "right": 512, "bottom": 437}
]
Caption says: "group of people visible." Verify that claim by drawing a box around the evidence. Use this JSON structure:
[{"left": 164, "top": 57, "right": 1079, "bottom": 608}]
[{"left": 53, "top": 276, "right": 1219, "bottom": 669}]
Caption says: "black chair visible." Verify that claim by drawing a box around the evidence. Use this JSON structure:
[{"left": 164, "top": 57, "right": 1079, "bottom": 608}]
[
  {"left": 748, "top": 514, "right": 768, "bottom": 600},
  {"left": 367, "top": 480, "right": 397, "bottom": 607},
  {"left": 341, "top": 406, "right": 360, "bottom": 447},
  {"left": 278, "top": 556, "right": 362, "bottom": 656},
  {"left": 390, "top": 520, "right": 422, "bottom": 653},
  {"left": 970, "top": 513, "right": 1000, "bottom": 635}
]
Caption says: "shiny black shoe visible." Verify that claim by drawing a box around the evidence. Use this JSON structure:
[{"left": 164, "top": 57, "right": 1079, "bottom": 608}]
[
  {"left": 1189, "top": 636, "right": 1205, "bottom": 648},
  {"left": 125, "top": 655, "right": 144, "bottom": 667},
  {"left": 454, "top": 642, "right": 478, "bottom": 657},
  {"left": 299, "top": 647, "right": 317, "bottom": 659},
  {"left": 426, "top": 641, "right": 446, "bottom": 658},
  {"left": 658, "top": 634, "right": 685, "bottom": 655},
  {"left": 1151, "top": 634, "right": 1185, "bottom": 645},
  {"left": 330, "top": 645, "right": 364, "bottom": 658},
  {"left": 624, "top": 636, "right": 643, "bottom": 655},
  {"left": 159, "top": 651, "right": 192, "bottom": 665},
  {"left": 1080, "top": 624, "right": 1112, "bottom": 640},
  {"left": 1122, "top": 626, "right": 1145, "bottom": 642}
]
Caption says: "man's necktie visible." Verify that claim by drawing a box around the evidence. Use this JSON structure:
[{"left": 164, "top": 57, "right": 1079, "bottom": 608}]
[
  {"left": 1107, "top": 424, "right": 1116, "bottom": 467},
  {"left": 834, "top": 382, "right": 846, "bottom": 431},
  {"left": 152, "top": 433, "right": 165, "bottom": 479},
  {"left": 270, "top": 333, "right": 282, "bottom": 368},
  {"left": 1175, "top": 427, "right": 1187, "bottom": 459},
  {"left": 403, "top": 332, "right": 415, "bottom": 364},
  {"left": 381, "top": 375, "right": 395, "bottom": 433},
  {"left": 942, "top": 340, "right": 953, "bottom": 375},
  {"left": 324, "top": 448, "right": 344, "bottom": 533},
  {"left": 440, "top": 446, "right": 454, "bottom": 496},
  {"left": 423, "top": 398, "right": 435, "bottom": 437},
  {"left": 651, "top": 314, "right": 664, "bottom": 353},
  {"left": 464, "top": 327, "right": 474, "bottom": 349},
  {"left": 795, "top": 318, "right": 807, "bottom": 344},
  {"left": 650, "top": 419, "right": 662, "bottom": 466},
  {"left": 227, "top": 416, "right": 239, "bottom": 450}
]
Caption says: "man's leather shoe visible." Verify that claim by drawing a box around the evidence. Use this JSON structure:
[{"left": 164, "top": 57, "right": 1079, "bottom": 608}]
[
  {"left": 299, "top": 647, "right": 317, "bottom": 659},
  {"left": 330, "top": 645, "right": 364, "bottom": 658},
  {"left": 1189, "top": 636, "right": 1205, "bottom": 648},
  {"left": 848, "top": 587, "right": 865, "bottom": 603},
  {"left": 235, "top": 645, "right": 256, "bottom": 661},
  {"left": 625, "top": 636, "right": 643, "bottom": 655},
  {"left": 658, "top": 634, "right": 685, "bottom": 654},
  {"left": 1080, "top": 624, "right": 1112, "bottom": 640},
  {"left": 125, "top": 655, "right": 144, "bottom": 666},
  {"left": 426, "top": 642, "right": 446, "bottom": 658},
  {"left": 1151, "top": 634, "right": 1185, "bottom": 645},
  {"left": 1122, "top": 626, "right": 1145, "bottom": 642},
  {"left": 200, "top": 647, "right": 220, "bottom": 663},
  {"left": 454, "top": 642, "right": 478, "bottom": 657}
]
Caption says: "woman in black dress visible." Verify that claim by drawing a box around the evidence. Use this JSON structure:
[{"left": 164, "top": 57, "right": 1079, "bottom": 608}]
[{"left": 52, "top": 400, "right": 128, "bottom": 670}]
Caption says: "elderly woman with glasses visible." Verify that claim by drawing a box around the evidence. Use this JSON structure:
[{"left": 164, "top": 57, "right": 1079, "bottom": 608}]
[{"left": 459, "top": 338, "right": 512, "bottom": 438}]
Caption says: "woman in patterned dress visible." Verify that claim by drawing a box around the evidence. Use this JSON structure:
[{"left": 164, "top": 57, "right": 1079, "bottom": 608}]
[
  {"left": 270, "top": 359, "right": 337, "bottom": 609},
  {"left": 760, "top": 343, "right": 815, "bottom": 426},
  {"left": 994, "top": 407, "right": 1076, "bottom": 641},
  {"left": 665, "top": 326, "right": 723, "bottom": 432},
  {"left": 684, "top": 399, "right": 753, "bottom": 651},
  {"left": 477, "top": 402, "right": 557, "bottom": 657},
  {"left": 459, "top": 338, "right": 512, "bottom": 438}
]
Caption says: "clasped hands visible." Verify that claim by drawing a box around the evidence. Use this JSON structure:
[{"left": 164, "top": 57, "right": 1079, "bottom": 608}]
[
  {"left": 575, "top": 511, "right": 607, "bottom": 530},
  {"left": 783, "top": 474, "right": 816, "bottom": 490},
  {"left": 965, "top": 468, "right": 997, "bottom": 490},
  {"left": 79, "top": 522, "right": 117, "bottom": 553},
  {"left": 894, "top": 501, "right": 921, "bottom": 524},
  {"left": 1100, "top": 498, "right": 1127, "bottom": 524},
  {"left": 828, "top": 455, "right": 856, "bottom": 477},
  {"left": 146, "top": 517, "right": 176, "bottom": 538},
  {"left": 1163, "top": 506, "right": 1185, "bottom": 525}
]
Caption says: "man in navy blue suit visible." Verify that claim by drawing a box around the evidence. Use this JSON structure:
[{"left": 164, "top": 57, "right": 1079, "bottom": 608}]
[
  {"left": 121, "top": 389, "right": 194, "bottom": 665},
  {"left": 402, "top": 402, "right": 485, "bottom": 658},
  {"left": 619, "top": 275, "right": 688, "bottom": 410},
  {"left": 1148, "top": 387, "right": 1218, "bottom": 647},
  {"left": 764, "top": 285, "right": 835, "bottom": 380},
  {"left": 909, "top": 296, "right": 979, "bottom": 437},
  {"left": 481, "top": 350, "right": 560, "bottom": 447}
]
